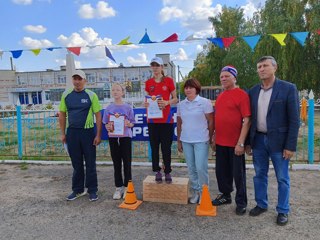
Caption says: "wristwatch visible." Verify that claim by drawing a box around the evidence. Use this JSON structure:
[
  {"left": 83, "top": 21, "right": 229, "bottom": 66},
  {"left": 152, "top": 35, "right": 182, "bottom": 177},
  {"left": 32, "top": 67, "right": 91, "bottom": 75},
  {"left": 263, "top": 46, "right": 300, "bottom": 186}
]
[{"left": 238, "top": 143, "right": 244, "bottom": 148}]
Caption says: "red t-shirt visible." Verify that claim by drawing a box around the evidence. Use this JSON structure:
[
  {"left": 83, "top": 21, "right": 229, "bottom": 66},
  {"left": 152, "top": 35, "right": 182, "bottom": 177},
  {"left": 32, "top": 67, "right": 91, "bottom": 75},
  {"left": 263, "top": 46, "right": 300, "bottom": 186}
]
[
  {"left": 215, "top": 88, "right": 251, "bottom": 147},
  {"left": 145, "top": 76, "right": 175, "bottom": 123}
]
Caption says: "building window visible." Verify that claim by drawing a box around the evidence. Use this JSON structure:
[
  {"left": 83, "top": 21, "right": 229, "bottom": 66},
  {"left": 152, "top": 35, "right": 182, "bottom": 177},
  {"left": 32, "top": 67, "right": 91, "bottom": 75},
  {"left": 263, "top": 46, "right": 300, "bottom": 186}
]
[
  {"left": 141, "top": 70, "right": 152, "bottom": 81},
  {"left": 19, "top": 92, "right": 29, "bottom": 105},
  {"left": 57, "top": 75, "right": 66, "bottom": 84},
  {"left": 17, "top": 75, "right": 28, "bottom": 85},
  {"left": 98, "top": 72, "right": 110, "bottom": 82},
  {"left": 45, "top": 91, "right": 50, "bottom": 101},
  {"left": 50, "top": 89, "right": 65, "bottom": 102},
  {"left": 86, "top": 73, "right": 96, "bottom": 83},
  {"left": 31, "top": 92, "right": 42, "bottom": 104},
  {"left": 29, "top": 74, "right": 41, "bottom": 85}
]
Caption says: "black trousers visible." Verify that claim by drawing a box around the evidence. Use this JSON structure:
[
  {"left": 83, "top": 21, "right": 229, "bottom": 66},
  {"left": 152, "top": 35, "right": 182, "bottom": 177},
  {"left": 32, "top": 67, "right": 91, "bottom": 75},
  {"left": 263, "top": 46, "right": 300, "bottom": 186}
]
[
  {"left": 66, "top": 128, "right": 98, "bottom": 194},
  {"left": 215, "top": 144, "right": 247, "bottom": 208},
  {"left": 147, "top": 123, "right": 173, "bottom": 174},
  {"left": 108, "top": 137, "right": 132, "bottom": 187}
]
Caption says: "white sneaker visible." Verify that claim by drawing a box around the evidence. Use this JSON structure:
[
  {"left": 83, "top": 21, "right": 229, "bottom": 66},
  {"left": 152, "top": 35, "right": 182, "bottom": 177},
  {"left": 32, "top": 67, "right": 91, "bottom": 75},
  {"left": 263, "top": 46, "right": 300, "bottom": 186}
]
[
  {"left": 122, "top": 187, "right": 127, "bottom": 199},
  {"left": 113, "top": 187, "right": 124, "bottom": 200},
  {"left": 189, "top": 191, "right": 200, "bottom": 204}
]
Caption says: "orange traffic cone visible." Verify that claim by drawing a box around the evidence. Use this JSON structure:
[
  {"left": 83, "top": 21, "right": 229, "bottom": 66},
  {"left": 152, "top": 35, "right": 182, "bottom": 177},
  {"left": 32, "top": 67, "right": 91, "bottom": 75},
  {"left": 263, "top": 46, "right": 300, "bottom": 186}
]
[
  {"left": 119, "top": 180, "right": 142, "bottom": 210},
  {"left": 196, "top": 185, "right": 216, "bottom": 216}
]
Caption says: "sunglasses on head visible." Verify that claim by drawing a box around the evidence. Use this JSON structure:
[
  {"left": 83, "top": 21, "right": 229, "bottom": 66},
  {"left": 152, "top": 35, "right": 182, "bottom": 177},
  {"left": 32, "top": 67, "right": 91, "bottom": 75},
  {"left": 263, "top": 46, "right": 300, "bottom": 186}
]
[{"left": 151, "top": 63, "right": 160, "bottom": 67}]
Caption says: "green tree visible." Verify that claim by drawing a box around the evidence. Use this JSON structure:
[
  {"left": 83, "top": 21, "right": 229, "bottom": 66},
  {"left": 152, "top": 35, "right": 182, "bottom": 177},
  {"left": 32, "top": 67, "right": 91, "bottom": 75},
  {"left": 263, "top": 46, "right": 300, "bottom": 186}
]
[{"left": 189, "top": 0, "right": 320, "bottom": 96}]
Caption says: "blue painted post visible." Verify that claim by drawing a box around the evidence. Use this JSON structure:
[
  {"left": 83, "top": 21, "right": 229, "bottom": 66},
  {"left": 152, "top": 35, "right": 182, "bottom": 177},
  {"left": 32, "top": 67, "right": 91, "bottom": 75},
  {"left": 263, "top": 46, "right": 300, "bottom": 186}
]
[
  {"left": 148, "top": 142, "right": 152, "bottom": 162},
  {"left": 16, "top": 104, "right": 23, "bottom": 160},
  {"left": 308, "top": 90, "right": 314, "bottom": 164}
]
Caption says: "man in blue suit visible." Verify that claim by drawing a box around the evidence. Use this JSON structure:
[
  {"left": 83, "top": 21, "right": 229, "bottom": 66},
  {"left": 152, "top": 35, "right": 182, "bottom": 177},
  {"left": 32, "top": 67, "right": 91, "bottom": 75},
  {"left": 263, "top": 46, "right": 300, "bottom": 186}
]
[{"left": 246, "top": 56, "right": 299, "bottom": 226}]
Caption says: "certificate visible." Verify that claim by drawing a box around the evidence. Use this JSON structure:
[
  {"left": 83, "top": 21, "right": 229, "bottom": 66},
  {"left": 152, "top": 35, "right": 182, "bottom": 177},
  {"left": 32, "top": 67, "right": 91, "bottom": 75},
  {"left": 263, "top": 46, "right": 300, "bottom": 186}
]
[
  {"left": 108, "top": 113, "right": 125, "bottom": 137},
  {"left": 146, "top": 95, "right": 163, "bottom": 119},
  {"left": 64, "top": 143, "right": 69, "bottom": 156}
]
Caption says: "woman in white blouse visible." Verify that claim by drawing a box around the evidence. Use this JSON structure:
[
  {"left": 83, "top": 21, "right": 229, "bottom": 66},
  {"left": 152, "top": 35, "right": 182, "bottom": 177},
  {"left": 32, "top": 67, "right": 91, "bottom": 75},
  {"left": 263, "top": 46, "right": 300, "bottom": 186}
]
[{"left": 177, "top": 78, "right": 214, "bottom": 204}]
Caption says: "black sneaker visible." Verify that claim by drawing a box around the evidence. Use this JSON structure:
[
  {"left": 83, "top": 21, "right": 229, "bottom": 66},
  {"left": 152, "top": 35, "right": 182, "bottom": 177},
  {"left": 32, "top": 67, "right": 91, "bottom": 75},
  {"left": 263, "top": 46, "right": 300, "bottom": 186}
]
[
  {"left": 277, "top": 213, "right": 288, "bottom": 226},
  {"left": 236, "top": 206, "right": 247, "bottom": 216},
  {"left": 249, "top": 206, "right": 267, "bottom": 216},
  {"left": 212, "top": 194, "right": 232, "bottom": 206},
  {"left": 89, "top": 192, "right": 98, "bottom": 202}
]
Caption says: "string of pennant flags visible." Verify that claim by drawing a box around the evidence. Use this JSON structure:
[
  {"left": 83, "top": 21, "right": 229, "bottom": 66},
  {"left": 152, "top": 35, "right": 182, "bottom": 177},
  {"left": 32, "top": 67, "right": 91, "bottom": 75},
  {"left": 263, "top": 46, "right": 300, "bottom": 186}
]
[{"left": 0, "top": 29, "right": 319, "bottom": 63}]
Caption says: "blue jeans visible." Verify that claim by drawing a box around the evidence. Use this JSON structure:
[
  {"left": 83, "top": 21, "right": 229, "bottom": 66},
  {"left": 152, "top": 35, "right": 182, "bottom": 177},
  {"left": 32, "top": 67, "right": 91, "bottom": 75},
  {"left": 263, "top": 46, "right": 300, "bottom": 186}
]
[
  {"left": 182, "top": 141, "right": 209, "bottom": 193},
  {"left": 252, "top": 133, "right": 290, "bottom": 214}
]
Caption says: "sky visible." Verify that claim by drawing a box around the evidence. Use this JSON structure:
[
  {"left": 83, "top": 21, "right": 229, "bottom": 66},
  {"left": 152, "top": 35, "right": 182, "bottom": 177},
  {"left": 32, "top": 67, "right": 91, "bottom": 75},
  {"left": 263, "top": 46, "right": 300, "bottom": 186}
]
[{"left": 0, "top": 0, "right": 265, "bottom": 76}]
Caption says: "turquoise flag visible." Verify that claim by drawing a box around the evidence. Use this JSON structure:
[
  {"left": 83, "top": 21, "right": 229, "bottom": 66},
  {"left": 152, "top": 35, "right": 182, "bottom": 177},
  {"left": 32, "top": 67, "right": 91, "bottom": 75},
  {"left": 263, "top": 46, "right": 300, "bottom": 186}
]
[
  {"left": 242, "top": 35, "right": 261, "bottom": 51},
  {"left": 290, "top": 32, "right": 309, "bottom": 46}
]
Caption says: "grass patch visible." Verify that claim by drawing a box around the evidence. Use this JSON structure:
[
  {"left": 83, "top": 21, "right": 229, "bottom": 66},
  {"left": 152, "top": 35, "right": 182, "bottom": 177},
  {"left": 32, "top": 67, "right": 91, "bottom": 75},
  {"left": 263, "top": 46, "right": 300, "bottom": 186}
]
[{"left": 20, "top": 162, "right": 28, "bottom": 170}]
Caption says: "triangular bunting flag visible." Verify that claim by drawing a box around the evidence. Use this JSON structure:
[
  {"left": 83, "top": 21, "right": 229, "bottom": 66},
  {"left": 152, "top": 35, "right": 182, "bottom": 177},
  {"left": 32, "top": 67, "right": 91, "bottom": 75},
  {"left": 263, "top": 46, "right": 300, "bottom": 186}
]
[
  {"left": 47, "top": 47, "right": 61, "bottom": 51},
  {"left": 118, "top": 36, "right": 132, "bottom": 45},
  {"left": 11, "top": 50, "right": 23, "bottom": 59},
  {"left": 290, "top": 32, "right": 309, "bottom": 46},
  {"left": 207, "top": 38, "right": 224, "bottom": 48},
  {"left": 31, "top": 49, "right": 41, "bottom": 56},
  {"left": 0, "top": 51, "right": 3, "bottom": 59},
  {"left": 270, "top": 33, "right": 287, "bottom": 46},
  {"left": 162, "top": 33, "right": 178, "bottom": 42},
  {"left": 139, "top": 29, "right": 154, "bottom": 44},
  {"left": 242, "top": 35, "right": 261, "bottom": 51},
  {"left": 222, "top": 36, "right": 236, "bottom": 48},
  {"left": 105, "top": 46, "right": 116, "bottom": 63},
  {"left": 67, "top": 47, "right": 81, "bottom": 56}
]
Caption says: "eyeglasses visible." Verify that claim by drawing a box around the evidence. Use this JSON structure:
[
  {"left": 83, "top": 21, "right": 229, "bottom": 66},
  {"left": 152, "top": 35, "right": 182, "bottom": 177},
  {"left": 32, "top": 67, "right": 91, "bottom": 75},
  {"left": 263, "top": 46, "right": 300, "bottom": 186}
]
[{"left": 151, "top": 63, "right": 160, "bottom": 67}]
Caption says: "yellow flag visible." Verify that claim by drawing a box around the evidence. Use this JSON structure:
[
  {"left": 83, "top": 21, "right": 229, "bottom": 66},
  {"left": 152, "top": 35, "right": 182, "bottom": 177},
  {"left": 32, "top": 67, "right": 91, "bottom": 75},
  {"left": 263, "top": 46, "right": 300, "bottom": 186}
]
[
  {"left": 118, "top": 36, "right": 132, "bottom": 45},
  {"left": 270, "top": 34, "right": 287, "bottom": 46},
  {"left": 31, "top": 49, "right": 41, "bottom": 56}
]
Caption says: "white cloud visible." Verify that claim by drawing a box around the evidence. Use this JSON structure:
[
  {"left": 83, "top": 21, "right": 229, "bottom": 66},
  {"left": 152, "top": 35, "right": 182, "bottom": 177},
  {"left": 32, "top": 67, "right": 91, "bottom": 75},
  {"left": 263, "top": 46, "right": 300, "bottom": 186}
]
[
  {"left": 23, "top": 25, "right": 47, "bottom": 34},
  {"left": 159, "top": 0, "right": 222, "bottom": 37},
  {"left": 58, "top": 33, "right": 88, "bottom": 47},
  {"left": 196, "top": 44, "right": 203, "bottom": 53},
  {"left": 159, "top": 0, "right": 265, "bottom": 37},
  {"left": 106, "top": 59, "right": 118, "bottom": 67},
  {"left": 57, "top": 27, "right": 112, "bottom": 47},
  {"left": 172, "top": 48, "right": 188, "bottom": 61},
  {"left": 12, "top": 0, "right": 32, "bottom": 5},
  {"left": 57, "top": 27, "right": 139, "bottom": 61},
  {"left": 159, "top": 7, "right": 184, "bottom": 23},
  {"left": 20, "top": 37, "right": 53, "bottom": 48},
  {"left": 57, "top": 27, "right": 138, "bottom": 63},
  {"left": 78, "top": 1, "right": 116, "bottom": 19},
  {"left": 248, "top": 0, "right": 266, "bottom": 8},
  {"left": 241, "top": 1, "right": 259, "bottom": 19},
  {"left": 127, "top": 53, "right": 148, "bottom": 66}
]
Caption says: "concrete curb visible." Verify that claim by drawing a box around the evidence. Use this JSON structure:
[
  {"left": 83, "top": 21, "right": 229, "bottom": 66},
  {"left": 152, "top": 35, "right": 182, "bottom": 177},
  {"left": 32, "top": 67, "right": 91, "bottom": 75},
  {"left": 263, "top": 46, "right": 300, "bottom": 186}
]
[
  {"left": 1, "top": 160, "right": 319, "bottom": 171},
  {"left": 292, "top": 164, "right": 320, "bottom": 171}
]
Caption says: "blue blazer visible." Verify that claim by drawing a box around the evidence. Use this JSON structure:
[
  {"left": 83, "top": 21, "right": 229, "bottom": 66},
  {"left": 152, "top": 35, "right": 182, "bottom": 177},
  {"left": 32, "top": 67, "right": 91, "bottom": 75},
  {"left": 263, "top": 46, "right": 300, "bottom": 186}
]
[{"left": 248, "top": 79, "right": 300, "bottom": 152}]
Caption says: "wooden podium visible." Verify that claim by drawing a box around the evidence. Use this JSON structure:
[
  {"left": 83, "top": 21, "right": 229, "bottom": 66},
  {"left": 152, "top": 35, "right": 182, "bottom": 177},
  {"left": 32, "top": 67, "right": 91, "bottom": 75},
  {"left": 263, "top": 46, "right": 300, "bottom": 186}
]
[{"left": 143, "top": 176, "right": 189, "bottom": 204}]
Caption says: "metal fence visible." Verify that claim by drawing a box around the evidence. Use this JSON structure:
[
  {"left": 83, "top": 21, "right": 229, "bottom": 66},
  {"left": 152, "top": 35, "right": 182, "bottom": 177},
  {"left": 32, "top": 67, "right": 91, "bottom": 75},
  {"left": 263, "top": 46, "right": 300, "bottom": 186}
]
[
  {"left": 0, "top": 104, "right": 181, "bottom": 162},
  {"left": 0, "top": 104, "right": 319, "bottom": 163}
]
